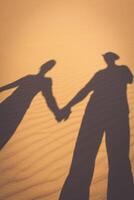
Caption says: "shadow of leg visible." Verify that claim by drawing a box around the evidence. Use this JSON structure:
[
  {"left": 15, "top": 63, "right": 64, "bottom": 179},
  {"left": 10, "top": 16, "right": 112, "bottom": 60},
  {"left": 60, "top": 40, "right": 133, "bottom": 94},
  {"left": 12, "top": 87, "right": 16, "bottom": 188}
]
[
  {"left": 59, "top": 111, "right": 104, "bottom": 200},
  {"left": 106, "top": 116, "right": 134, "bottom": 200}
]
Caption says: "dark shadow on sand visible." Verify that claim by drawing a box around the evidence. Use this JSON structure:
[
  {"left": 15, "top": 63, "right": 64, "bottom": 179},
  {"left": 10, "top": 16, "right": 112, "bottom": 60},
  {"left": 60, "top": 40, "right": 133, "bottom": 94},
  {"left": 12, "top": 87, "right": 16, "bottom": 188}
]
[
  {"left": 59, "top": 52, "right": 134, "bottom": 200},
  {"left": 0, "top": 60, "right": 61, "bottom": 150}
]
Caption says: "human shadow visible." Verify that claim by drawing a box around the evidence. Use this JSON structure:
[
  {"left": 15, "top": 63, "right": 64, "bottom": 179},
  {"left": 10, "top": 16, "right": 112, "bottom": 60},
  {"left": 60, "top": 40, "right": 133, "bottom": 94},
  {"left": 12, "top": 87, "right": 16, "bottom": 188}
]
[
  {"left": 0, "top": 60, "right": 61, "bottom": 150},
  {"left": 59, "top": 52, "right": 134, "bottom": 200}
]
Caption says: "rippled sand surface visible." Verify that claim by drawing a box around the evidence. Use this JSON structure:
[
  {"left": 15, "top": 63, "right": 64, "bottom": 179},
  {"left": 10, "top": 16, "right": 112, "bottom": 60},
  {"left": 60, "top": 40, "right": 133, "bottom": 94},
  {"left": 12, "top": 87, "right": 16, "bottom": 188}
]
[{"left": 0, "top": 78, "right": 133, "bottom": 200}]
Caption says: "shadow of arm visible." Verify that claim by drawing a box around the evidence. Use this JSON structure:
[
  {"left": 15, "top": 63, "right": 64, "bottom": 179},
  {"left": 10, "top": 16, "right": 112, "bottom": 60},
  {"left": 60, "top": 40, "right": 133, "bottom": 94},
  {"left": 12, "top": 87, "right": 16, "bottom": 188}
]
[
  {"left": 123, "top": 66, "right": 133, "bottom": 84},
  {"left": 0, "top": 76, "right": 26, "bottom": 92},
  {"left": 66, "top": 77, "right": 95, "bottom": 108},
  {"left": 128, "top": 73, "right": 133, "bottom": 84},
  {"left": 42, "top": 79, "right": 61, "bottom": 122}
]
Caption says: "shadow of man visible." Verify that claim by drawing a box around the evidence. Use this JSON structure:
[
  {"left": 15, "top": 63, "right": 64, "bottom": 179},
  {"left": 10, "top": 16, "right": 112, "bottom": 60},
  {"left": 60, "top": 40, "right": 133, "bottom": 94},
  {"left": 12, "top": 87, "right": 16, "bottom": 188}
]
[
  {"left": 0, "top": 60, "right": 62, "bottom": 150},
  {"left": 59, "top": 52, "right": 134, "bottom": 200}
]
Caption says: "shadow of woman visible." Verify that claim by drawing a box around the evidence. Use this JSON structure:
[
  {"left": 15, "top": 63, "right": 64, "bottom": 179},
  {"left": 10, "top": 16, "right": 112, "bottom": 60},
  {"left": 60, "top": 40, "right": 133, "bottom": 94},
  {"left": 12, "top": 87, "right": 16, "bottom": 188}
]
[
  {"left": 59, "top": 52, "right": 134, "bottom": 200},
  {"left": 0, "top": 60, "right": 61, "bottom": 150}
]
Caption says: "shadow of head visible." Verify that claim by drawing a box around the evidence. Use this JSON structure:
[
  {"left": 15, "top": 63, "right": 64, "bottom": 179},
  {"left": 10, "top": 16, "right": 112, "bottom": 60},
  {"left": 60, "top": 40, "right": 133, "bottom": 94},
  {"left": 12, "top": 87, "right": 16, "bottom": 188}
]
[
  {"left": 39, "top": 60, "right": 56, "bottom": 75},
  {"left": 102, "top": 52, "right": 120, "bottom": 65}
]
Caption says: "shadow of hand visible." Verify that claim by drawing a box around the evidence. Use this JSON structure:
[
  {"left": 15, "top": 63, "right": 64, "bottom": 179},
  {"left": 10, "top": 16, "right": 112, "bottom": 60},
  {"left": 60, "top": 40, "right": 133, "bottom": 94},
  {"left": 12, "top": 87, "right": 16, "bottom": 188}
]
[{"left": 56, "top": 106, "right": 72, "bottom": 122}]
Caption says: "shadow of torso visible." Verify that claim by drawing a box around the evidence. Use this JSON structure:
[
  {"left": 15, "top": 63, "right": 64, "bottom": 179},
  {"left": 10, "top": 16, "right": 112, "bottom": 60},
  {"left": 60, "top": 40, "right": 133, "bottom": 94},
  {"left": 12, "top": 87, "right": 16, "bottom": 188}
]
[
  {"left": 86, "top": 65, "right": 129, "bottom": 121},
  {"left": 0, "top": 75, "right": 50, "bottom": 149}
]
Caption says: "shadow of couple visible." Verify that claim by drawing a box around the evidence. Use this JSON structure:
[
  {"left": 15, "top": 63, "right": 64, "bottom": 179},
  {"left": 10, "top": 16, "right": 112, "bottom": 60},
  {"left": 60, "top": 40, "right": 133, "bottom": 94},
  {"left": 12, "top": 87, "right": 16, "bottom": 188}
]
[{"left": 0, "top": 52, "right": 134, "bottom": 200}]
